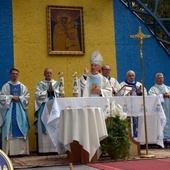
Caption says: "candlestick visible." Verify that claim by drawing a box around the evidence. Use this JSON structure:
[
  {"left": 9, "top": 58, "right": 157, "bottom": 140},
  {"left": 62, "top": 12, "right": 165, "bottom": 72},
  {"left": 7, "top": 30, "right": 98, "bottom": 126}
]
[
  {"left": 73, "top": 72, "right": 78, "bottom": 97},
  {"left": 58, "top": 72, "right": 65, "bottom": 97}
]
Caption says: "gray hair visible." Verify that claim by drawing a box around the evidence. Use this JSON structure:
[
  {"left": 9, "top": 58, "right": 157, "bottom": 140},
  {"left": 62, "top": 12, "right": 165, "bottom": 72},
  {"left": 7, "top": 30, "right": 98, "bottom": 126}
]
[
  {"left": 155, "top": 73, "right": 164, "bottom": 79},
  {"left": 126, "top": 70, "right": 135, "bottom": 77}
]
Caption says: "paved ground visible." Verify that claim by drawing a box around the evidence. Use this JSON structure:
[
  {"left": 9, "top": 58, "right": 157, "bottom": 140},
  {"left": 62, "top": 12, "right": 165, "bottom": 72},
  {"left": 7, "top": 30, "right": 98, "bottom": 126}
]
[
  {"left": 11, "top": 146, "right": 170, "bottom": 170},
  {"left": 16, "top": 165, "right": 98, "bottom": 170}
]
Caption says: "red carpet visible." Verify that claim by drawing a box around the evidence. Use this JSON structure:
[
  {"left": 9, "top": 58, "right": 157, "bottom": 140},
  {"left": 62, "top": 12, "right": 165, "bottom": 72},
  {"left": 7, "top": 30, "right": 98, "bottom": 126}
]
[{"left": 87, "top": 158, "right": 170, "bottom": 170}]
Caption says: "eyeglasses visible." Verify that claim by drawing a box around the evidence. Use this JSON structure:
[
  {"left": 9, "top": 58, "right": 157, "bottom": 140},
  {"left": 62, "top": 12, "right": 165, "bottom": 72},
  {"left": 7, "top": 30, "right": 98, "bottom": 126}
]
[{"left": 102, "top": 69, "right": 111, "bottom": 71}]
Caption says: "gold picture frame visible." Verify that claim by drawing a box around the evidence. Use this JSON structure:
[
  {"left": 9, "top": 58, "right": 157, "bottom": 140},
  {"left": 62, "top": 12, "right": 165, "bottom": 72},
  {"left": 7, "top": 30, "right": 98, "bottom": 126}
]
[{"left": 47, "top": 5, "right": 85, "bottom": 55}]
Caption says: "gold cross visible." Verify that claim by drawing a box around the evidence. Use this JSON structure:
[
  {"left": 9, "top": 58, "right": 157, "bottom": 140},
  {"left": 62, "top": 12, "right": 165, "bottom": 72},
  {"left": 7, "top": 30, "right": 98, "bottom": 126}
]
[{"left": 130, "top": 26, "right": 151, "bottom": 48}]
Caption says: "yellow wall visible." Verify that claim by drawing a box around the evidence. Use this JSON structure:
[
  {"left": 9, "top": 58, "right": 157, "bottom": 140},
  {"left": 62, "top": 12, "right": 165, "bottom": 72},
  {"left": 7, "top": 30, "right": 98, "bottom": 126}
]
[{"left": 12, "top": 0, "right": 116, "bottom": 151}]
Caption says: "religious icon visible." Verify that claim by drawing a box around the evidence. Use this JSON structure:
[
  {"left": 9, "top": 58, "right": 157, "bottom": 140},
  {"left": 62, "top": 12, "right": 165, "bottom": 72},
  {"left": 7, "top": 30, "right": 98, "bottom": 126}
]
[
  {"left": 90, "top": 83, "right": 97, "bottom": 94},
  {"left": 47, "top": 5, "right": 85, "bottom": 55}
]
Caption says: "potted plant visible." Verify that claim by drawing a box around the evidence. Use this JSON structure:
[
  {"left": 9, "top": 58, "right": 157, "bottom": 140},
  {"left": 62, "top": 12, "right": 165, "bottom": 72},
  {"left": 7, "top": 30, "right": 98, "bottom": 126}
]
[{"left": 101, "top": 101, "right": 130, "bottom": 160}]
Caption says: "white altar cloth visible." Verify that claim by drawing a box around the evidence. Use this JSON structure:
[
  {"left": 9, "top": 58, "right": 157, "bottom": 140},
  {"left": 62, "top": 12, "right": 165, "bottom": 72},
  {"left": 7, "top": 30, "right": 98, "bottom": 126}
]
[
  {"left": 58, "top": 107, "right": 108, "bottom": 161},
  {"left": 42, "top": 96, "right": 166, "bottom": 152}
]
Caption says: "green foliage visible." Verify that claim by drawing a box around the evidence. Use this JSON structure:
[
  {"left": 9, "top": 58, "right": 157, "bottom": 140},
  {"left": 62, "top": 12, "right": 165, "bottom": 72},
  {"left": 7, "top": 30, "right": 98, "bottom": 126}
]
[
  {"left": 122, "top": 0, "right": 170, "bottom": 51},
  {"left": 100, "top": 116, "right": 130, "bottom": 160}
]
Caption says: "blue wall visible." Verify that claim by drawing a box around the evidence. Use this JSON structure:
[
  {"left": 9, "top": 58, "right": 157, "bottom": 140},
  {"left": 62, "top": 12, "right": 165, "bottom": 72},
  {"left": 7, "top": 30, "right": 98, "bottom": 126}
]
[
  {"left": 113, "top": 0, "right": 170, "bottom": 91},
  {"left": 0, "top": 0, "right": 14, "bottom": 89}
]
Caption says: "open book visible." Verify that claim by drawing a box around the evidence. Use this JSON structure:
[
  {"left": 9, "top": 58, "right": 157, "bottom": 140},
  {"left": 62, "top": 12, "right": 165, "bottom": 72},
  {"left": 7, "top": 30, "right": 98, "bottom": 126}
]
[{"left": 116, "top": 85, "right": 135, "bottom": 96}]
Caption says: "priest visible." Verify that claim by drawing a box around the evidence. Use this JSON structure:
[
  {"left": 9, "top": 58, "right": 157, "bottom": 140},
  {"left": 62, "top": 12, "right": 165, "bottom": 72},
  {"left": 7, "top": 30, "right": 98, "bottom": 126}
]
[
  {"left": 120, "top": 70, "right": 147, "bottom": 140},
  {"left": 34, "top": 68, "right": 65, "bottom": 154},
  {"left": 0, "top": 68, "right": 30, "bottom": 156},
  {"left": 102, "top": 64, "right": 121, "bottom": 96},
  {"left": 78, "top": 51, "right": 112, "bottom": 97},
  {"left": 148, "top": 73, "right": 170, "bottom": 147},
  {"left": 120, "top": 70, "right": 147, "bottom": 96}
]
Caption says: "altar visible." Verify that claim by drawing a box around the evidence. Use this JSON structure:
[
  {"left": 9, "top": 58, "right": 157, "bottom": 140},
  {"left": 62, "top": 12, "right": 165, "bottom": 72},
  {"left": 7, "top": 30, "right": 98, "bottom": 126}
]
[
  {"left": 42, "top": 96, "right": 166, "bottom": 161},
  {"left": 58, "top": 107, "right": 107, "bottom": 162}
]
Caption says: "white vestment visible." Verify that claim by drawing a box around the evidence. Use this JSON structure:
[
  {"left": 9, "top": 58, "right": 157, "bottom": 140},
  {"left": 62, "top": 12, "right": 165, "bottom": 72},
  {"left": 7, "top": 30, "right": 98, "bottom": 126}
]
[
  {"left": 148, "top": 84, "right": 170, "bottom": 140},
  {"left": 108, "top": 77, "right": 121, "bottom": 95},
  {"left": 34, "top": 79, "right": 63, "bottom": 153},
  {"left": 0, "top": 81, "right": 30, "bottom": 156},
  {"left": 120, "top": 81, "right": 147, "bottom": 96},
  {"left": 78, "top": 73, "right": 112, "bottom": 97},
  {"left": 120, "top": 80, "right": 147, "bottom": 139}
]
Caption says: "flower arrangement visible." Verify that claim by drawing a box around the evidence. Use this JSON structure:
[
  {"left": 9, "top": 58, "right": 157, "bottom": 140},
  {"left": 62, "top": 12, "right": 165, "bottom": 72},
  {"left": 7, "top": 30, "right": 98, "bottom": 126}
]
[{"left": 101, "top": 100, "right": 130, "bottom": 160}]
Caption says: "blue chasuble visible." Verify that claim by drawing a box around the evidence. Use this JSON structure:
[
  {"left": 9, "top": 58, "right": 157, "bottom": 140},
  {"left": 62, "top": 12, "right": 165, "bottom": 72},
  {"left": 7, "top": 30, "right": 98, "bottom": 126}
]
[
  {"left": 9, "top": 84, "right": 23, "bottom": 137},
  {"left": 89, "top": 75, "right": 101, "bottom": 97}
]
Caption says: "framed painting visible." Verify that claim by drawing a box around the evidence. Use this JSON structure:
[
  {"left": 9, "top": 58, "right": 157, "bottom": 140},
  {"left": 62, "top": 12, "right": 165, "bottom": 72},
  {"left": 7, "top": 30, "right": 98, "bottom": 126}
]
[{"left": 47, "top": 5, "right": 85, "bottom": 55}]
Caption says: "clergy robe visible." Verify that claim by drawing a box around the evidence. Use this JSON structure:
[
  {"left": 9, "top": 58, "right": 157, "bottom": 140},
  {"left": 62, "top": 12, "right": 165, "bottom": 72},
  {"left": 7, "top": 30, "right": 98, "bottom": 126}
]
[
  {"left": 120, "top": 81, "right": 147, "bottom": 96},
  {"left": 148, "top": 84, "right": 170, "bottom": 140},
  {"left": 120, "top": 80, "right": 147, "bottom": 139},
  {"left": 34, "top": 79, "right": 62, "bottom": 153},
  {"left": 0, "top": 81, "right": 30, "bottom": 156},
  {"left": 107, "top": 76, "right": 121, "bottom": 96},
  {"left": 78, "top": 73, "right": 112, "bottom": 97}
]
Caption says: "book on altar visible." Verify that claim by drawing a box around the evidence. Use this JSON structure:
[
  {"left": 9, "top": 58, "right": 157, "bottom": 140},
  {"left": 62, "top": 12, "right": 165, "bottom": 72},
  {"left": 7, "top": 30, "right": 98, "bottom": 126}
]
[{"left": 117, "top": 85, "right": 135, "bottom": 96}]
